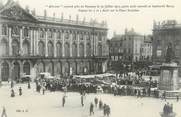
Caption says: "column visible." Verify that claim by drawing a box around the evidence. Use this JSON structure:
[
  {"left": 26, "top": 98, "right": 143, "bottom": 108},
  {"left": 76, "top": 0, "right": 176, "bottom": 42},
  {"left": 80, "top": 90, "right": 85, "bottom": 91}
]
[
  {"left": 8, "top": 26, "right": 12, "bottom": 56},
  {"left": 10, "top": 63, "right": 14, "bottom": 81},
  {"left": 101, "top": 35, "right": 104, "bottom": 56},
  {"left": 91, "top": 34, "right": 94, "bottom": 56},
  {"left": 30, "top": 28, "right": 33, "bottom": 55},
  {"left": 45, "top": 29, "right": 48, "bottom": 57},
  {"left": 20, "top": 26, "right": 23, "bottom": 56},
  {"left": 70, "top": 32, "right": 73, "bottom": 57},
  {"left": 94, "top": 35, "right": 97, "bottom": 56},
  {"left": 75, "top": 61, "right": 77, "bottom": 74},
  {"left": 20, "top": 62, "right": 23, "bottom": 78},
  {"left": 77, "top": 32, "right": 80, "bottom": 57},
  {"left": 84, "top": 34, "right": 87, "bottom": 57},
  {"left": 36, "top": 29, "right": 39, "bottom": 55},
  {"left": 62, "top": 31, "right": 65, "bottom": 57},
  {"left": 0, "top": 65, "right": 1, "bottom": 82},
  {"left": 54, "top": 31, "right": 57, "bottom": 57},
  {"left": 0, "top": 24, "right": 2, "bottom": 35}
]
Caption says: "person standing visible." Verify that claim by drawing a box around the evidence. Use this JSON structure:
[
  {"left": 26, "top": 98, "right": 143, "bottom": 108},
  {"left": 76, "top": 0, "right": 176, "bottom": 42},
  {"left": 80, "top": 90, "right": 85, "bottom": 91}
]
[
  {"left": 11, "top": 89, "right": 15, "bottom": 97},
  {"left": 10, "top": 80, "right": 14, "bottom": 88},
  {"left": 99, "top": 99, "right": 103, "bottom": 109},
  {"left": 62, "top": 96, "right": 66, "bottom": 107},
  {"left": 1, "top": 106, "right": 7, "bottom": 117},
  {"left": 81, "top": 95, "right": 84, "bottom": 107},
  {"left": 103, "top": 104, "right": 107, "bottom": 116},
  {"left": 90, "top": 103, "right": 94, "bottom": 116},
  {"left": 42, "top": 86, "right": 45, "bottom": 95},
  {"left": 107, "top": 105, "right": 111, "bottom": 117},
  {"left": 94, "top": 97, "right": 98, "bottom": 107},
  {"left": 19, "top": 87, "right": 22, "bottom": 96},
  {"left": 28, "top": 81, "right": 31, "bottom": 89},
  {"left": 176, "top": 94, "right": 179, "bottom": 102}
]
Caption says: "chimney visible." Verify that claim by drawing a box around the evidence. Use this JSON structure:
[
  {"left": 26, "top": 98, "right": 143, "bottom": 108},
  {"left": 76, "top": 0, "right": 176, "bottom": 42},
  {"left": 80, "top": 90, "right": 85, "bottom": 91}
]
[
  {"left": 44, "top": 9, "right": 47, "bottom": 18},
  {"left": 104, "top": 20, "right": 107, "bottom": 27},
  {"left": 125, "top": 28, "right": 128, "bottom": 34},
  {"left": 131, "top": 28, "right": 134, "bottom": 32},
  {"left": 153, "top": 20, "right": 156, "bottom": 28},
  {"left": 25, "top": 5, "right": 29, "bottom": 13},
  {"left": 101, "top": 20, "right": 104, "bottom": 26},
  {"left": 53, "top": 12, "right": 55, "bottom": 19},
  {"left": 69, "top": 15, "right": 71, "bottom": 21},
  {"left": 76, "top": 14, "right": 79, "bottom": 23},
  {"left": 90, "top": 18, "right": 93, "bottom": 24},
  {"left": 31, "top": 8, "right": 36, "bottom": 16},
  {"left": 61, "top": 12, "right": 64, "bottom": 21},
  {"left": 113, "top": 31, "right": 117, "bottom": 37},
  {"left": 83, "top": 17, "right": 86, "bottom": 24}
]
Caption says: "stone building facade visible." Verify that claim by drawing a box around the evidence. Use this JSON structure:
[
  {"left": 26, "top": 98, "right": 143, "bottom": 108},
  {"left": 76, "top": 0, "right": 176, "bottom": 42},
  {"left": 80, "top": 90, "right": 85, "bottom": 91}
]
[
  {"left": 108, "top": 30, "right": 153, "bottom": 72},
  {"left": 140, "top": 35, "right": 152, "bottom": 61},
  {"left": 0, "top": 0, "right": 109, "bottom": 81},
  {"left": 152, "top": 20, "right": 181, "bottom": 76}
]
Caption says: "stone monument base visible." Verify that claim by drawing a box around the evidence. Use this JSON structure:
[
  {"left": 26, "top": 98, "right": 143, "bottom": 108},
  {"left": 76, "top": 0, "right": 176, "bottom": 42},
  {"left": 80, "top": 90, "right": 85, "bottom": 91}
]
[
  {"left": 159, "top": 62, "right": 179, "bottom": 91},
  {"left": 160, "top": 112, "right": 176, "bottom": 117}
]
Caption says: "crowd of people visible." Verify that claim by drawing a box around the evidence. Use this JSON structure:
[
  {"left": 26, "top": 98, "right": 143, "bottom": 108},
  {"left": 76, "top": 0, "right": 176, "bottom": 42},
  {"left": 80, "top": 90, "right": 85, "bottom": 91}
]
[
  {"left": 163, "top": 103, "right": 173, "bottom": 115},
  {"left": 37, "top": 75, "right": 159, "bottom": 99},
  {"left": 89, "top": 97, "right": 111, "bottom": 117}
]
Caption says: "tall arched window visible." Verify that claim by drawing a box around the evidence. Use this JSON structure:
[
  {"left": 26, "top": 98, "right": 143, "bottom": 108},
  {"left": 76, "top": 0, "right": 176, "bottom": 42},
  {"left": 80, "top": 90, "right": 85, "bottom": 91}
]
[
  {"left": 56, "top": 42, "right": 62, "bottom": 57},
  {"left": 38, "top": 62, "right": 44, "bottom": 73},
  {"left": 1, "top": 62, "right": 9, "bottom": 81},
  {"left": 38, "top": 41, "right": 45, "bottom": 56},
  {"left": 48, "top": 41, "right": 54, "bottom": 57},
  {"left": 72, "top": 43, "right": 77, "bottom": 57},
  {"left": 86, "top": 43, "right": 91, "bottom": 57},
  {"left": 22, "top": 40, "right": 30, "bottom": 56},
  {"left": 23, "top": 62, "right": 30, "bottom": 75},
  {"left": 79, "top": 43, "right": 84, "bottom": 57},
  {"left": 13, "top": 62, "right": 20, "bottom": 81},
  {"left": 24, "top": 28, "right": 29, "bottom": 37},
  {"left": 0, "top": 39, "right": 9, "bottom": 56},
  {"left": 98, "top": 43, "right": 102, "bottom": 56},
  {"left": 64, "top": 42, "right": 70, "bottom": 57},
  {"left": 2, "top": 25, "right": 7, "bottom": 35},
  {"left": 47, "top": 62, "right": 53, "bottom": 75},
  {"left": 12, "top": 40, "right": 19, "bottom": 56}
]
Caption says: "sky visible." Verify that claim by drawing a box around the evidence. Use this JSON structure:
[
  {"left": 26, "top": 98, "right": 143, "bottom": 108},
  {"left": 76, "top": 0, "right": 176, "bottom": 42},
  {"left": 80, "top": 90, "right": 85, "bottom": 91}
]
[{"left": 1, "top": 0, "right": 181, "bottom": 38}]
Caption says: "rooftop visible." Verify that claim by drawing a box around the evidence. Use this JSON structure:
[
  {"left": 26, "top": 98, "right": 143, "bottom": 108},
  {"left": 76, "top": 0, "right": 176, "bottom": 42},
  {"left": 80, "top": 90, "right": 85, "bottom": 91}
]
[
  {"left": 153, "top": 20, "right": 181, "bottom": 30},
  {"left": 0, "top": 0, "right": 107, "bottom": 29}
]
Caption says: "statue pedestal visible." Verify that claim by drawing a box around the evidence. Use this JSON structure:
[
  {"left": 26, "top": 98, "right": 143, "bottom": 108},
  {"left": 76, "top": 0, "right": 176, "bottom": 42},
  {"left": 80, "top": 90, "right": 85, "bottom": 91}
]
[
  {"left": 160, "top": 112, "right": 176, "bottom": 117},
  {"left": 159, "top": 62, "right": 179, "bottom": 91}
]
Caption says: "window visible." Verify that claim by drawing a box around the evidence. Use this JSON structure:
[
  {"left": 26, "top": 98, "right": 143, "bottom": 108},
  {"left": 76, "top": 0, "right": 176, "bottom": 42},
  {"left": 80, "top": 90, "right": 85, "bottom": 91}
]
[
  {"left": 24, "top": 28, "right": 29, "bottom": 37},
  {"left": 2, "top": 25, "right": 7, "bottom": 35},
  {"left": 65, "top": 32, "right": 69, "bottom": 39},
  {"left": 129, "top": 48, "right": 132, "bottom": 53},
  {"left": 72, "top": 33, "right": 76, "bottom": 40},
  {"left": 40, "top": 30, "right": 45, "bottom": 38},
  {"left": 48, "top": 31, "right": 53, "bottom": 38},
  {"left": 87, "top": 35, "right": 90, "bottom": 40},
  {"left": 80, "top": 34, "right": 83, "bottom": 40},
  {"left": 12, "top": 26, "right": 20, "bottom": 35},
  {"left": 98, "top": 35, "right": 102, "bottom": 41},
  {"left": 57, "top": 32, "right": 61, "bottom": 39}
]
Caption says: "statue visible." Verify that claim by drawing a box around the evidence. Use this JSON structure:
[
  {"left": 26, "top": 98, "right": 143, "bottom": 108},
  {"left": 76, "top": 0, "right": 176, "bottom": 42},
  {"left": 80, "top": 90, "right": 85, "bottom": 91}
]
[{"left": 165, "top": 43, "right": 175, "bottom": 63}]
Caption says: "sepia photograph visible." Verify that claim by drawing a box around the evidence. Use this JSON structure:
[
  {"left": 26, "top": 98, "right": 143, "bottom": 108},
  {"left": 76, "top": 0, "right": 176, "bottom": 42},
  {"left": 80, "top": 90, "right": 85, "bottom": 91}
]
[{"left": 0, "top": 0, "right": 181, "bottom": 117}]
